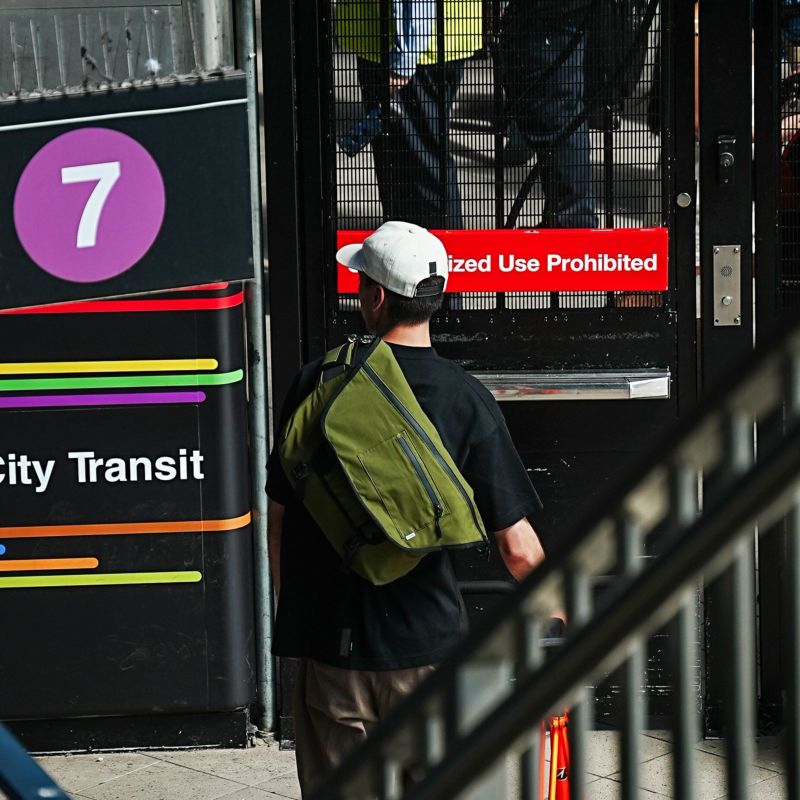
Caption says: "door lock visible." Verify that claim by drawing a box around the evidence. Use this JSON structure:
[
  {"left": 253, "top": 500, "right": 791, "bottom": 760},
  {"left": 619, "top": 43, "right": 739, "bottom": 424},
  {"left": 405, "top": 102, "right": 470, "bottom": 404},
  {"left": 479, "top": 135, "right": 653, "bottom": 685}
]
[{"left": 717, "top": 135, "right": 736, "bottom": 186}]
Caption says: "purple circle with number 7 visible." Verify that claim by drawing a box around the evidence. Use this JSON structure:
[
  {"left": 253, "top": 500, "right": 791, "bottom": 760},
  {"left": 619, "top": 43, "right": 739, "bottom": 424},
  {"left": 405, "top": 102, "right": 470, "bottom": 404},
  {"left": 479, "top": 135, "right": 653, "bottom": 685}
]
[{"left": 13, "top": 127, "right": 166, "bottom": 283}]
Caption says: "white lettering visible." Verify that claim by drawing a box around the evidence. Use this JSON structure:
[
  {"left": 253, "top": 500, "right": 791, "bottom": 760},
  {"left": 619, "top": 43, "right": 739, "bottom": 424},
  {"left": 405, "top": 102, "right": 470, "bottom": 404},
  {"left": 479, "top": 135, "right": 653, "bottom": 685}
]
[
  {"left": 32, "top": 460, "right": 55, "bottom": 493},
  {"left": 155, "top": 456, "right": 177, "bottom": 481},
  {"left": 547, "top": 254, "right": 562, "bottom": 272},
  {"left": 68, "top": 451, "right": 94, "bottom": 483}
]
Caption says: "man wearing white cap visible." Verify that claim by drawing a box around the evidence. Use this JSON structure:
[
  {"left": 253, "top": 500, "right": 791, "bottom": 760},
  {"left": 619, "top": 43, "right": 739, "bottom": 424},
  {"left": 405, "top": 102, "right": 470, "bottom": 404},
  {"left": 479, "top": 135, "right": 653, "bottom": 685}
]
[{"left": 266, "top": 222, "right": 546, "bottom": 796}]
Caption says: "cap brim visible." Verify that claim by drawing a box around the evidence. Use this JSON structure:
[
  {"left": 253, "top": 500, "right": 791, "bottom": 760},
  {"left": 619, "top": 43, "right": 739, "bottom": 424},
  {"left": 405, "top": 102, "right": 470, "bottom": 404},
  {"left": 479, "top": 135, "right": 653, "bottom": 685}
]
[{"left": 336, "top": 243, "right": 366, "bottom": 272}]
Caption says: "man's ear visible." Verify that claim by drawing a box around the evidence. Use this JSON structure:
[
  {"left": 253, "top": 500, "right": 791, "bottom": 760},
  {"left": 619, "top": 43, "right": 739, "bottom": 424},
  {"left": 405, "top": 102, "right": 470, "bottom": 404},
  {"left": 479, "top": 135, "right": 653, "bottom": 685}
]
[{"left": 372, "top": 284, "right": 386, "bottom": 311}]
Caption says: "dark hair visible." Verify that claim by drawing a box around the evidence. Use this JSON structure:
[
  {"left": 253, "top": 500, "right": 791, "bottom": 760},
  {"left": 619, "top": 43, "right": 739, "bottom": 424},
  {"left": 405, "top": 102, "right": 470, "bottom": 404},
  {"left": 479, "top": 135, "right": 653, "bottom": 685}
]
[{"left": 361, "top": 273, "right": 444, "bottom": 326}]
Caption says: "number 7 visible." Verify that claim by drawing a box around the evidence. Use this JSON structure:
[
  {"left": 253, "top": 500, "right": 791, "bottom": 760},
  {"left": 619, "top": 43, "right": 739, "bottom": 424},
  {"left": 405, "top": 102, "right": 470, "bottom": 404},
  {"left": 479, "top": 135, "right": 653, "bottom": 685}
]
[{"left": 61, "top": 161, "right": 121, "bottom": 249}]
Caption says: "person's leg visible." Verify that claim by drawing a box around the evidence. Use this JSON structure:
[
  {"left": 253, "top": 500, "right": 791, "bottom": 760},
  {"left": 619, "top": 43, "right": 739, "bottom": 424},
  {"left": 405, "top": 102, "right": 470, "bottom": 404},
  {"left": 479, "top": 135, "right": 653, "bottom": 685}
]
[
  {"left": 356, "top": 57, "right": 465, "bottom": 228},
  {"left": 533, "top": 26, "right": 599, "bottom": 228},
  {"left": 373, "top": 664, "right": 436, "bottom": 784},
  {"left": 292, "top": 659, "right": 378, "bottom": 797},
  {"left": 498, "top": 8, "right": 598, "bottom": 228}
]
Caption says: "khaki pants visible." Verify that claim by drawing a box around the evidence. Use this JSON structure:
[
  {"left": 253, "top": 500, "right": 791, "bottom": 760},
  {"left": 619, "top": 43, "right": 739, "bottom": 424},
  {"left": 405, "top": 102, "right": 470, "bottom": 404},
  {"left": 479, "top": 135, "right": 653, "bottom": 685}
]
[{"left": 293, "top": 658, "right": 435, "bottom": 797}]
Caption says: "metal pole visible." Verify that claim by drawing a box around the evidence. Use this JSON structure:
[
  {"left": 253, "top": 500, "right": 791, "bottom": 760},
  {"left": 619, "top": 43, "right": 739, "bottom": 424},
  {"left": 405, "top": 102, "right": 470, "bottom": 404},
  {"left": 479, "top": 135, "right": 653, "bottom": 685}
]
[{"left": 237, "top": 0, "right": 273, "bottom": 732}]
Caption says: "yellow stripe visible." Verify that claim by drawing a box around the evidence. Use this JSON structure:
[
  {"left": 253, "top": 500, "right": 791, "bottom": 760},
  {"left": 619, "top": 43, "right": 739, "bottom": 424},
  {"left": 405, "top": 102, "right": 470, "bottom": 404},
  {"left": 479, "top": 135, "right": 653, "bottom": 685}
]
[{"left": 0, "top": 359, "right": 218, "bottom": 375}]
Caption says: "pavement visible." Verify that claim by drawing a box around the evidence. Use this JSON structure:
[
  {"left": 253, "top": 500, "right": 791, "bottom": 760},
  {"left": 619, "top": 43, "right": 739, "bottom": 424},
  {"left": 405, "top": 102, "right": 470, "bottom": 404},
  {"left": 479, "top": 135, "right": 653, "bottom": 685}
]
[{"left": 33, "top": 730, "right": 788, "bottom": 800}]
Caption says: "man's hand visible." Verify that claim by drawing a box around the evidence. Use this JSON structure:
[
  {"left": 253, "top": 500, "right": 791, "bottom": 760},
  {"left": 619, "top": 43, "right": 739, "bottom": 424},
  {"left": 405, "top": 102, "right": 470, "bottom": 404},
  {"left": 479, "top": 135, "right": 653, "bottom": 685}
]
[
  {"left": 494, "top": 517, "right": 545, "bottom": 582},
  {"left": 389, "top": 72, "right": 412, "bottom": 91}
]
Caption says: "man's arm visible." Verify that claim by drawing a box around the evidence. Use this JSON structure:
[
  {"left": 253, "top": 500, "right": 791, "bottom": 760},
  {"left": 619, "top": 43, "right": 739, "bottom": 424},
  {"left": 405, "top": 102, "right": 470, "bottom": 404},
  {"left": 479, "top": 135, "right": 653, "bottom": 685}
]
[
  {"left": 267, "top": 499, "right": 285, "bottom": 599},
  {"left": 495, "top": 518, "right": 566, "bottom": 624},
  {"left": 494, "top": 517, "right": 545, "bottom": 582}
]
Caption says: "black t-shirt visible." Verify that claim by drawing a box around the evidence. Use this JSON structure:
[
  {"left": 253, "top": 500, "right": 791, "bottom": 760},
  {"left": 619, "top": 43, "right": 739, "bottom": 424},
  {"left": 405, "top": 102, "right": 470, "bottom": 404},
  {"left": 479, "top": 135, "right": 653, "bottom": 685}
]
[{"left": 266, "top": 343, "right": 542, "bottom": 670}]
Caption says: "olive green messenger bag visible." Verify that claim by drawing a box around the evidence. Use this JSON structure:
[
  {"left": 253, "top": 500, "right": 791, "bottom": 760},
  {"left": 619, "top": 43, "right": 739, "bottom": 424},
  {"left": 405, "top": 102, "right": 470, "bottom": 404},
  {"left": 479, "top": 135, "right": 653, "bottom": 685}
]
[{"left": 278, "top": 336, "right": 489, "bottom": 585}]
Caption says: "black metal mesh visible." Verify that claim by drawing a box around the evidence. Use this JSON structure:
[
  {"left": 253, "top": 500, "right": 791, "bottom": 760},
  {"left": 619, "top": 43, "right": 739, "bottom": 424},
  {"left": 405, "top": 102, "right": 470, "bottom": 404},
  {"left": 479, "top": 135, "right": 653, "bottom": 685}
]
[
  {"left": 780, "top": 3, "right": 800, "bottom": 312},
  {"left": 330, "top": 0, "right": 665, "bottom": 315}
]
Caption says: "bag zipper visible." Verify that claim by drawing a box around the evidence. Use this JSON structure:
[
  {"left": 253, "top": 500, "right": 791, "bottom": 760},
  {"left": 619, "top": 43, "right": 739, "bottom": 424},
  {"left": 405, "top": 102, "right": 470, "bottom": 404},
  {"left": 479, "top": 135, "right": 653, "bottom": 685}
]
[
  {"left": 362, "top": 362, "right": 488, "bottom": 543},
  {"left": 396, "top": 435, "right": 443, "bottom": 539}
]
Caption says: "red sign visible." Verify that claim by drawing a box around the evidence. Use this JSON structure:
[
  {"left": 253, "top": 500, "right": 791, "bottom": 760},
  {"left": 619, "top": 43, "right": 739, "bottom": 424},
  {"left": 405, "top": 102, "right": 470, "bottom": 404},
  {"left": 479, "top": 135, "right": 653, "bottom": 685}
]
[{"left": 337, "top": 228, "right": 669, "bottom": 293}]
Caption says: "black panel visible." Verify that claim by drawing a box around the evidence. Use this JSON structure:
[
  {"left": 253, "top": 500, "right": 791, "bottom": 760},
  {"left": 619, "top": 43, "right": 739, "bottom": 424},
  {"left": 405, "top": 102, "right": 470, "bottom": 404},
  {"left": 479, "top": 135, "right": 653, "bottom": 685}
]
[
  {"left": 0, "top": 288, "right": 255, "bottom": 725},
  {"left": 0, "top": 77, "right": 253, "bottom": 309}
]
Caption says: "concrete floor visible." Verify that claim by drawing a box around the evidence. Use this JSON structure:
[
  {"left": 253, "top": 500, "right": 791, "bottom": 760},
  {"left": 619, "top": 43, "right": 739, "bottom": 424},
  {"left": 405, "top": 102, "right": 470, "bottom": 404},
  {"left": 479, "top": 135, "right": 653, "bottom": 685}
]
[{"left": 33, "top": 730, "right": 788, "bottom": 800}]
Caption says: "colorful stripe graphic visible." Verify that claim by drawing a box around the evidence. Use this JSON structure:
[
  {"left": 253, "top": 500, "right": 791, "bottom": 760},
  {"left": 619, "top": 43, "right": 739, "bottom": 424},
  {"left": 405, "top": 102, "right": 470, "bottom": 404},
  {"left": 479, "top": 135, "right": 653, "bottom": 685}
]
[
  {"left": 0, "top": 391, "right": 206, "bottom": 410},
  {"left": 0, "top": 571, "right": 202, "bottom": 589},
  {"left": 1, "top": 291, "right": 244, "bottom": 316},
  {"left": 0, "top": 370, "right": 242, "bottom": 392},
  {"left": 0, "top": 557, "right": 99, "bottom": 572},
  {"left": 0, "top": 359, "right": 218, "bottom": 375},
  {"left": 0, "top": 512, "right": 252, "bottom": 539}
]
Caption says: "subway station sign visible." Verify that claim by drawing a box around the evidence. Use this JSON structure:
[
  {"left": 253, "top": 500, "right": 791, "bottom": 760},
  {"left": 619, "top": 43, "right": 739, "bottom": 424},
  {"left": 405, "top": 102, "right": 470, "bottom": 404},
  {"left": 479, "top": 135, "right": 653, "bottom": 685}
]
[
  {"left": 337, "top": 227, "right": 669, "bottom": 293},
  {"left": 0, "top": 76, "right": 253, "bottom": 311}
]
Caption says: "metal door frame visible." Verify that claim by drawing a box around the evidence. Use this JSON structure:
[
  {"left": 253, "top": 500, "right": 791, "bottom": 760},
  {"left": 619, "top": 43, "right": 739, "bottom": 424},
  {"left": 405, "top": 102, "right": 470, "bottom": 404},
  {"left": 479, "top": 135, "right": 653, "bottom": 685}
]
[{"left": 264, "top": 0, "right": 702, "bottom": 741}]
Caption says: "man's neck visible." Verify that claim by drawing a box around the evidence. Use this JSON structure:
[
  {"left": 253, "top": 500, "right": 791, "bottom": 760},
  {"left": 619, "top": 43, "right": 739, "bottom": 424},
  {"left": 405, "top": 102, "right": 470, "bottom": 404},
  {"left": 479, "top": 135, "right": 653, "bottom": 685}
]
[{"left": 380, "top": 323, "right": 432, "bottom": 347}]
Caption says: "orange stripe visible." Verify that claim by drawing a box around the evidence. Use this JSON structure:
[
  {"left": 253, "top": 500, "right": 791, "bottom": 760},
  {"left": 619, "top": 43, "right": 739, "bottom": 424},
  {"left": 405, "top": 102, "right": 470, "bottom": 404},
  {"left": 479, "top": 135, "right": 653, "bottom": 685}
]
[
  {"left": 0, "top": 512, "right": 251, "bottom": 539},
  {"left": 0, "top": 557, "right": 99, "bottom": 571}
]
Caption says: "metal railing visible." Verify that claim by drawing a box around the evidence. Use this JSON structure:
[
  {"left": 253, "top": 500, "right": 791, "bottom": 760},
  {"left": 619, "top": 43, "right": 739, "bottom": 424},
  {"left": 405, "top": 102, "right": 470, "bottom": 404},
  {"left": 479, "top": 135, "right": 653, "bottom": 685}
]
[
  {"left": 312, "top": 319, "right": 800, "bottom": 800},
  {"left": 0, "top": 723, "right": 68, "bottom": 799}
]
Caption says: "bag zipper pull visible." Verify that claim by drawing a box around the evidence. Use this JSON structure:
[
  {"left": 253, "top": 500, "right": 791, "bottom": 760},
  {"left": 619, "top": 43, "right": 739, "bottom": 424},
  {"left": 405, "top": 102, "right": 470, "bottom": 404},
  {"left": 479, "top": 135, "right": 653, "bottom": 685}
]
[{"left": 434, "top": 503, "right": 443, "bottom": 539}]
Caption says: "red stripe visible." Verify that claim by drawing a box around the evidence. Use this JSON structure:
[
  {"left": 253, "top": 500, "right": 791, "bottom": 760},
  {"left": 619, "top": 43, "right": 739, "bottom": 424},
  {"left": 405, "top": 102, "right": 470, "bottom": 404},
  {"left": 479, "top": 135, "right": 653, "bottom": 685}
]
[
  {"left": 164, "top": 282, "right": 230, "bottom": 292},
  {"left": 2, "top": 291, "right": 244, "bottom": 316}
]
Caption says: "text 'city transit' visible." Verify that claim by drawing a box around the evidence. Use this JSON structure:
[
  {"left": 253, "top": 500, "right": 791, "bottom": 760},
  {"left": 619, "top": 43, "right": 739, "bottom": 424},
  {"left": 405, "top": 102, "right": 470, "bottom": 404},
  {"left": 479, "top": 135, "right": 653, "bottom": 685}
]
[{"left": 0, "top": 450, "right": 205, "bottom": 493}]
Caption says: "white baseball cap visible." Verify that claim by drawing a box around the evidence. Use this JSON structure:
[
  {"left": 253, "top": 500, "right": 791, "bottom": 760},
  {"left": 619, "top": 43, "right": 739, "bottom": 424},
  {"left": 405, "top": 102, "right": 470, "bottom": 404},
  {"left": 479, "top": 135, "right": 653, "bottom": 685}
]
[{"left": 336, "top": 221, "right": 449, "bottom": 298}]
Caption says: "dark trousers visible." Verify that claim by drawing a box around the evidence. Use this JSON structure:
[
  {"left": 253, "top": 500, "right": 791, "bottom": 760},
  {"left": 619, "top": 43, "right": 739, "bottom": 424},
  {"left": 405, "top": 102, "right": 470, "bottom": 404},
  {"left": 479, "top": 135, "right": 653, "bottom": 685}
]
[
  {"left": 498, "top": 10, "right": 599, "bottom": 228},
  {"left": 356, "top": 58, "right": 465, "bottom": 229}
]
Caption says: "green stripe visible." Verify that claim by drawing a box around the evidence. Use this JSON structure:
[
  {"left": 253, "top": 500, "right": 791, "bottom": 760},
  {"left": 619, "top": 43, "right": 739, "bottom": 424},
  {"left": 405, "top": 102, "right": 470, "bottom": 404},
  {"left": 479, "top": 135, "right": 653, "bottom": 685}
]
[
  {"left": 0, "top": 571, "right": 202, "bottom": 589},
  {"left": 0, "top": 370, "right": 242, "bottom": 392}
]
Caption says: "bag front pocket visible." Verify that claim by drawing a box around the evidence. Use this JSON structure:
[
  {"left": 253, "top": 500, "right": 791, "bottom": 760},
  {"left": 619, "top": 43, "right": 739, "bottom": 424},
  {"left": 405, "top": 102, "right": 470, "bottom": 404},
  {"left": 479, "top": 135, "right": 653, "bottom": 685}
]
[{"left": 356, "top": 432, "right": 450, "bottom": 549}]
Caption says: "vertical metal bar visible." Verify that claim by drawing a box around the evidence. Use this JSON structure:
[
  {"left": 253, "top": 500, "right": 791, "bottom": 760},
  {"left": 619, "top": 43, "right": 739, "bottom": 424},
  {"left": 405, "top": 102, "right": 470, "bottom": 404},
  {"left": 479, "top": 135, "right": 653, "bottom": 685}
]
[
  {"left": 436, "top": 0, "right": 447, "bottom": 228},
  {"left": 143, "top": 8, "right": 155, "bottom": 75},
  {"left": 604, "top": 104, "right": 615, "bottom": 308},
  {"left": 603, "top": 106, "right": 615, "bottom": 228},
  {"left": 99, "top": 12, "right": 112, "bottom": 82},
  {"left": 187, "top": 1, "right": 202, "bottom": 72},
  {"left": 787, "top": 497, "right": 800, "bottom": 800},
  {"left": 236, "top": 0, "right": 273, "bottom": 733},
  {"left": 668, "top": 460, "right": 699, "bottom": 800},
  {"left": 423, "top": 703, "right": 445, "bottom": 767},
  {"left": 671, "top": 595, "right": 698, "bottom": 800},
  {"left": 567, "top": 566, "right": 592, "bottom": 800},
  {"left": 379, "top": 0, "right": 392, "bottom": 221},
  {"left": 517, "top": 615, "right": 544, "bottom": 799},
  {"left": 10, "top": 22, "right": 20, "bottom": 93},
  {"left": 724, "top": 540, "right": 755, "bottom": 800},
  {"left": 492, "top": 0, "right": 504, "bottom": 230},
  {"left": 620, "top": 514, "right": 644, "bottom": 800},
  {"left": 717, "top": 407, "right": 756, "bottom": 799},
  {"left": 124, "top": 9, "right": 135, "bottom": 80},
  {"left": 493, "top": 0, "right": 506, "bottom": 312},
  {"left": 53, "top": 14, "right": 66, "bottom": 88},
  {"left": 30, "top": 20, "right": 42, "bottom": 92},
  {"left": 379, "top": 758, "right": 402, "bottom": 800},
  {"left": 167, "top": 5, "right": 180, "bottom": 75},
  {"left": 698, "top": 0, "right": 753, "bottom": 391},
  {"left": 753, "top": 0, "right": 781, "bottom": 341},
  {"left": 78, "top": 13, "right": 89, "bottom": 84},
  {"left": 785, "top": 348, "right": 800, "bottom": 800}
]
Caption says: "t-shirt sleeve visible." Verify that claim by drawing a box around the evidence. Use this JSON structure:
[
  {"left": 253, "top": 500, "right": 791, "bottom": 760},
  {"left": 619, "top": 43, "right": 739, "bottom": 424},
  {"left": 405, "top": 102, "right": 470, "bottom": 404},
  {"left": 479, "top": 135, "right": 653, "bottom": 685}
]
[{"left": 460, "top": 414, "right": 543, "bottom": 532}]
